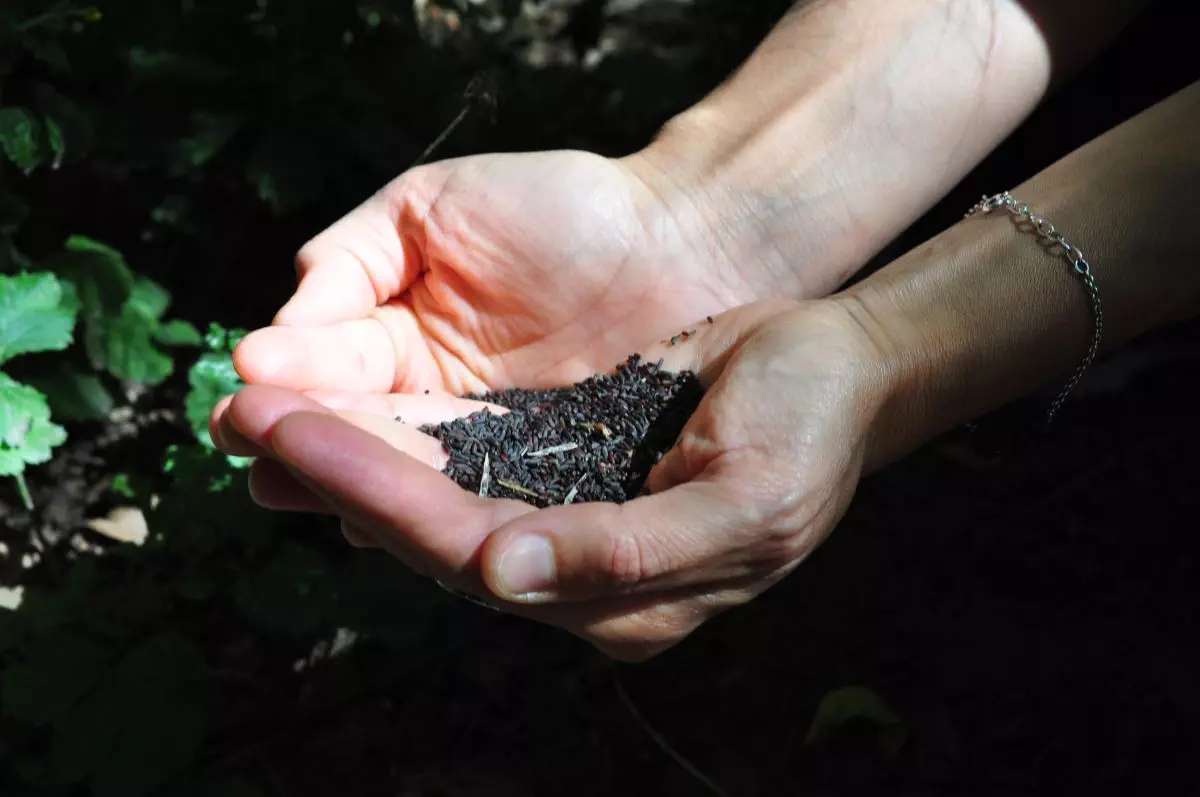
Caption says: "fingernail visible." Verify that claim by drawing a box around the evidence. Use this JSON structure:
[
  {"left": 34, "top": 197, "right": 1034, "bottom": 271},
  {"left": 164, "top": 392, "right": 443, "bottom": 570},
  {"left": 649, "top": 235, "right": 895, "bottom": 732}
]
[{"left": 497, "top": 535, "right": 557, "bottom": 597}]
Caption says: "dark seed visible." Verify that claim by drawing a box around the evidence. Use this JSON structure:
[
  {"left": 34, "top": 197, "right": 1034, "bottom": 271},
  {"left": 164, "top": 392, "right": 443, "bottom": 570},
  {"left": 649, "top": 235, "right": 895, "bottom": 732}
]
[{"left": 417, "top": 355, "right": 704, "bottom": 507}]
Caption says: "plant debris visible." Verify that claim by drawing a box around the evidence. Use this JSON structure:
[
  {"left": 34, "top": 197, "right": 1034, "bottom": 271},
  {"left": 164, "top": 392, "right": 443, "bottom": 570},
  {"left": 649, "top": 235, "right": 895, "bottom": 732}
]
[{"left": 419, "top": 355, "right": 704, "bottom": 507}]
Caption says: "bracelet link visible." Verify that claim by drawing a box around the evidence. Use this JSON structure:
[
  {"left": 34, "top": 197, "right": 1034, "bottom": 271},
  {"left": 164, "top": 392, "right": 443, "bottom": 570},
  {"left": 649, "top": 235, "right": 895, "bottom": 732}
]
[{"left": 965, "top": 191, "right": 1105, "bottom": 425}]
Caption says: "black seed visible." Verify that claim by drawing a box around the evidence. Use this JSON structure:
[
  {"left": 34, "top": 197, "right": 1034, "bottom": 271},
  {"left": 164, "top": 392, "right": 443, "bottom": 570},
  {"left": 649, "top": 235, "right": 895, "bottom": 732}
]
[{"left": 416, "top": 354, "right": 704, "bottom": 507}]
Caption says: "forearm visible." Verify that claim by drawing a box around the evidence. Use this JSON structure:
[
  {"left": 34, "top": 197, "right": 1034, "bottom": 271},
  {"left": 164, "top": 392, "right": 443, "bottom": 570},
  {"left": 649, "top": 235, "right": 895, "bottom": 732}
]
[
  {"left": 629, "top": 0, "right": 1148, "bottom": 300},
  {"left": 842, "top": 79, "right": 1200, "bottom": 471}
]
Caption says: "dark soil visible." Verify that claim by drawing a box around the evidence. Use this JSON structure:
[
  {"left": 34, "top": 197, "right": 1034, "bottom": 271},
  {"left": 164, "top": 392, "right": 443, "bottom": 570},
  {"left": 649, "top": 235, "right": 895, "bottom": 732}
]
[{"left": 420, "top": 355, "right": 705, "bottom": 507}]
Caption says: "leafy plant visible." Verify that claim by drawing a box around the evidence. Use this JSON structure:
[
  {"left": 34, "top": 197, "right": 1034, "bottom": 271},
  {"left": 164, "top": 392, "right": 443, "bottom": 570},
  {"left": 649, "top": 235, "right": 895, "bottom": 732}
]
[{"left": 0, "top": 272, "right": 76, "bottom": 507}]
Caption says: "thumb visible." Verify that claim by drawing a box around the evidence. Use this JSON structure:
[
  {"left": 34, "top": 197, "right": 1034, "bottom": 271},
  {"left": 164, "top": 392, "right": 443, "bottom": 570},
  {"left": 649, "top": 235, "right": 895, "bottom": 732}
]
[
  {"left": 479, "top": 479, "right": 748, "bottom": 603},
  {"left": 274, "top": 191, "right": 423, "bottom": 326}
]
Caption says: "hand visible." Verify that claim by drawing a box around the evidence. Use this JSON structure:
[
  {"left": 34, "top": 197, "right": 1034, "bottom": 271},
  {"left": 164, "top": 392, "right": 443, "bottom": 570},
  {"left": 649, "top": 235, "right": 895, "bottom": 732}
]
[
  {"left": 232, "top": 149, "right": 775, "bottom": 402},
  {"left": 215, "top": 298, "right": 888, "bottom": 661}
]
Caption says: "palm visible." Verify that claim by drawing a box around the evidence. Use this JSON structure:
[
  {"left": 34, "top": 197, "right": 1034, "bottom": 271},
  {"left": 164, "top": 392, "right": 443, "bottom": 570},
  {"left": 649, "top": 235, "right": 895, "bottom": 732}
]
[{"left": 238, "top": 151, "right": 750, "bottom": 397}]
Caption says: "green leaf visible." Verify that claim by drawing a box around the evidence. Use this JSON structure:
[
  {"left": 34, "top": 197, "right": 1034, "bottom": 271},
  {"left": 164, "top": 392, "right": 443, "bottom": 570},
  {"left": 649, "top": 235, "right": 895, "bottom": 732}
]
[
  {"left": 247, "top": 129, "right": 323, "bottom": 213},
  {"left": 0, "top": 373, "right": 66, "bottom": 476},
  {"left": 804, "top": 685, "right": 908, "bottom": 758},
  {"left": 126, "top": 277, "right": 171, "bottom": 321},
  {"left": 53, "top": 635, "right": 210, "bottom": 797},
  {"left": 154, "top": 319, "right": 203, "bottom": 347},
  {"left": 42, "top": 244, "right": 179, "bottom": 384},
  {"left": 203, "top": 321, "right": 247, "bottom": 353},
  {"left": 43, "top": 236, "right": 135, "bottom": 319},
  {"left": 0, "top": 107, "right": 47, "bottom": 174},
  {"left": 185, "top": 351, "right": 242, "bottom": 447},
  {"left": 0, "top": 636, "right": 109, "bottom": 726},
  {"left": 33, "top": 84, "right": 94, "bottom": 164},
  {"left": 25, "top": 364, "right": 114, "bottom": 421},
  {"left": 110, "top": 472, "right": 135, "bottom": 498},
  {"left": 90, "top": 306, "right": 175, "bottom": 384},
  {"left": 0, "top": 272, "right": 75, "bottom": 364}
]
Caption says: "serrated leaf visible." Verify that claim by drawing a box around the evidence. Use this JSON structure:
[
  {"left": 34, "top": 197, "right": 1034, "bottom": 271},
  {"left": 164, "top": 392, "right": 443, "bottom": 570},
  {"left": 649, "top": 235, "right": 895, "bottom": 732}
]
[
  {"left": 42, "top": 235, "right": 135, "bottom": 319},
  {"left": 805, "top": 685, "right": 908, "bottom": 758},
  {"left": 90, "top": 306, "right": 174, "bottom": 384},
  {"left": 0, "top": 636, "right": 109, "bottom": 726},
  {"left": 126, "top": 277, "right": 171, "bottom": 321},
  {"left": 0, "top": 373, "right": 67, "bottom": 476},
  {"left": 154, "top": 319, "right": 203, "bottom": 347},
  {"left": 53, "top": 634, "right": 210, "bottom": 797},
  {"left": 42, "top": 242, "right": 179, "bottom": 383},
  {"left": 0, "top": 107, "right": 47, "bottom": 174},
  {"left": 186, "top": 351, "right": 242, "bottom": 447},
  {"left": 33, "top": 84, "right": 93, "bottom": 164},
  {"left": 0, "top": 272, "right": 75, "bottom": 364},
  {"left": 25, "top": 364, "right": 114, "bottom": 421},
  {"left": 203, "top": 321, "right": 247, "bottom": 353}
]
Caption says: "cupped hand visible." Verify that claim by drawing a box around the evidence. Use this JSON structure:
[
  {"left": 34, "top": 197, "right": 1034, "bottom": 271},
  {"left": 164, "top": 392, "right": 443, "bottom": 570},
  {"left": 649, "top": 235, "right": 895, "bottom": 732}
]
[
  {"left": 233, "top": 149, "right": 763, "bottom": 401},
  {"left": 215, "top": 298, "right": 888, "bottom": 661}
]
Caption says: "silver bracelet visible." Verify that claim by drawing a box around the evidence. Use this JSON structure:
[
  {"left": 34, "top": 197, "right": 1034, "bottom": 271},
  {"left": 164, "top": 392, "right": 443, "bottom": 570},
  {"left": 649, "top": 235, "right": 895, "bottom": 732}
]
[{"left": 964, "top": 191, "right": 1105, "bottom": 425}]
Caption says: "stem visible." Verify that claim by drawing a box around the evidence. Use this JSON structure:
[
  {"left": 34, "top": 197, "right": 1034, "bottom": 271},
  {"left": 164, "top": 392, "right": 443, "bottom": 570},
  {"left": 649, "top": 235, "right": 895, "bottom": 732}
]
[
  {"left": 410, "top": 104, "right": 471, "bottom": 169},
  {"left": 15, "top": 4, "right": 72, "bottom": 33},
  {"left": 14, "top": 473, "right": 32, "bottom": 511},
  {"left": 614, "top": 675, "right": 731, "bottom": 797}
]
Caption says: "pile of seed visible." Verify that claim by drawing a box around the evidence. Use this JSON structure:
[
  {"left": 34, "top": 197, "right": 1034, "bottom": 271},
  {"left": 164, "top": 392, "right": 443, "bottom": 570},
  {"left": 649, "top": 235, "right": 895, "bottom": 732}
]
[{"left": 417, "top": 355, "right": 705, "bottom": 507}]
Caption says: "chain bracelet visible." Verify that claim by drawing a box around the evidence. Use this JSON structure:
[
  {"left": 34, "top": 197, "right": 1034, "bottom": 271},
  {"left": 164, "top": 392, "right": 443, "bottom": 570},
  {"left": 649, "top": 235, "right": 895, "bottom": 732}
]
[{"left": 964, "top": 191, "right": 1105, "bottom": 425}]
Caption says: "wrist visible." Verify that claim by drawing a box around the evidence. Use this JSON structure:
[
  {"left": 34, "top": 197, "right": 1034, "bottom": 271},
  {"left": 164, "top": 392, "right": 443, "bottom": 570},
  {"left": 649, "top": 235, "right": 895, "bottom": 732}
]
[
  {"left": 835, "top": 193, "right": 1110, "bottom": 472},
  {"left": 624, "top": 0, "right": 1054, "bottom": 304}
]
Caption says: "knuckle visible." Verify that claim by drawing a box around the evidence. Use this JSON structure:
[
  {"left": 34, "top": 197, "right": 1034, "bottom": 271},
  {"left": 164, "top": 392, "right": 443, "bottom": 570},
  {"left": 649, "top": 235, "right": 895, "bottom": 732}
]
[{"left": 606, "top": 532, "right": 649, "bottom": 587}]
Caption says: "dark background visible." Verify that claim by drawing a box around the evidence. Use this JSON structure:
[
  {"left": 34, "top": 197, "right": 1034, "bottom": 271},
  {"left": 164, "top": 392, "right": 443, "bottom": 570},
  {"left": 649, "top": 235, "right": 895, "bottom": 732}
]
[{"left": 2, "top": 1, "right": 1198, "bottom": 795}]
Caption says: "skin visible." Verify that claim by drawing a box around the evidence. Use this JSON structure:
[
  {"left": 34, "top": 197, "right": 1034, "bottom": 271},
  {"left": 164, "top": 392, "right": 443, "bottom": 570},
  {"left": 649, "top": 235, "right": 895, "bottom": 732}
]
[{"left": 212, "top": 1, "right": 1181, "bottom": 661}]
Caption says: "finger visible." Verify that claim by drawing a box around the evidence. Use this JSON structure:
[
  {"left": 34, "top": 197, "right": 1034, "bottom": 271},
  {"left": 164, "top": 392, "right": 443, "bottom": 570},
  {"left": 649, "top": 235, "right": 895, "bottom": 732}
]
[
  {"left": 636, "top": 299, "right": 799, "bottom": 385},
  {"left": 225, "top": 385, "right": 454, "bottom": 469},
  {"left": 267, "top": 411, "right": 534, "bottom": 574},
  {"left": 340, "top": 520, "right": 378, "bottom": 549},
  {"left": 334, "top": 410, "right": 449, "bottom": 470},
  {"left": 275, "top": 188, "right": 423, "bottom": 326},
  {"left": 209, "top": 395, "right": 234, "bottom": 449},
  {"left": 248, "top": 459, "right": 334, "bottom": 514},
  {"left": 479, "top": 478, "right": 754, "bottom": 603},
  {"left": 233, "top": 318, "right": 399, "bottom": 393},
  {"left": 304, "top": 390, "right": 505, "bottom": 425},
  {"left": 224, "top": 386, "right": 337, "bottom": 454}
]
